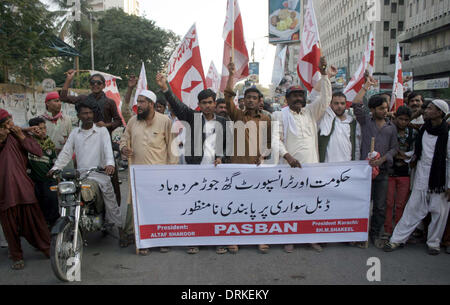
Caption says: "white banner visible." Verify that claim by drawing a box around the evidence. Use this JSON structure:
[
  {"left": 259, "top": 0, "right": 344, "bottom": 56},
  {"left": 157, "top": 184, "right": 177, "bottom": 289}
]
[{"left": 130, "top": 162, "right": 372, "bottom": 248}]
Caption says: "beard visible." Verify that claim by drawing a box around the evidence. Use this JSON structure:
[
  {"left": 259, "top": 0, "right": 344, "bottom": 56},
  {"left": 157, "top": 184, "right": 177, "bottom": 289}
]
[{"left": 137, "top": 108, "right": 150, "bottom": 120}]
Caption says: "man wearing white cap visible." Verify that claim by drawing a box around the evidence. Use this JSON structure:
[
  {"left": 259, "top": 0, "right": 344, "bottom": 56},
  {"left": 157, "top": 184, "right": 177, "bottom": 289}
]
[
  {"left": 384, "top": 99, "right": 450, "bottom": 255},
  {"left": 120, "top": 87, "right": 178, "bottom": 255}
]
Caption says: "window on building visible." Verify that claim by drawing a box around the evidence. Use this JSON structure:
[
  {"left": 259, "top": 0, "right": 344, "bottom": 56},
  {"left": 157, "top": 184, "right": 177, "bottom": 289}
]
[
  {"left": 384, "top": 21, "right": 390, "bottom": 31},
  {"left": 392, "top": 2, "right": 397, "bottom": 13},
  {"left": 391, "top": 28, "right": 397, "bottom": 39},
  {"left": 390, "top": 55, "right": 396, "bottom": 64},
  {"left": 384, "top": 47, "right": 389, "bottom": 57},
  {"left": 398, "top": 21, "right": 404, "bottom": 31}
]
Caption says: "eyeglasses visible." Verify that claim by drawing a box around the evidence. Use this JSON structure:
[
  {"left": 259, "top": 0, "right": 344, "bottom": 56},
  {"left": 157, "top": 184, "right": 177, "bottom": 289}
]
[{"left": 90, "top": 80, "right": 104, "bottom": 86}]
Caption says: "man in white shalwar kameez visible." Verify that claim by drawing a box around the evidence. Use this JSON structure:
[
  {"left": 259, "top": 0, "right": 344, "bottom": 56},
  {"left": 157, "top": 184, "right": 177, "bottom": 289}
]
[
  {"left": 318, "top": 92, "right": 361, "bottom": 163},
  {"left": 384, "top": 100, "right": 450, "bottom": 255},
  {"left": 271, "top": 57, "right": 336, "bottom": 253}
]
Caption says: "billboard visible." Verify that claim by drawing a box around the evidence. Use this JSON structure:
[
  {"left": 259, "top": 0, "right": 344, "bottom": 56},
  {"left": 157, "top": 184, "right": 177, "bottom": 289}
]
[
  {"left": 269, "top": 0, "right": 301, "bottom": 44},
  {"left": 248, "top": 62, "right": 260, "bottom": 83}
]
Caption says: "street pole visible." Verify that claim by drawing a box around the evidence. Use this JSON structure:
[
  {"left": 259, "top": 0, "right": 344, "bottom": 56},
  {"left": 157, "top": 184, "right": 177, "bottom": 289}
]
[
  {"left": 347, "top": 32, "right": 351, "bottom": 83},
  {"left": 90, "top": 13, "right": 94, "bottom": 71}
]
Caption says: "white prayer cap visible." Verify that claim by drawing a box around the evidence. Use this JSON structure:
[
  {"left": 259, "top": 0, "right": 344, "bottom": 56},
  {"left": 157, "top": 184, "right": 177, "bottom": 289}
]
[
  {"left": 431, "top": 99, "right": 449, "bottom": 115},
  {"left": 139, "top": 90, "right": 157, "bottom": 103}
]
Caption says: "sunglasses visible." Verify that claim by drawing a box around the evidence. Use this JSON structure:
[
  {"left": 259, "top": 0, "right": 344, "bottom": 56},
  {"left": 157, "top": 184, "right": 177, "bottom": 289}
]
[{"left": 90, "top": 80, "right": 104, "bottom": 86}]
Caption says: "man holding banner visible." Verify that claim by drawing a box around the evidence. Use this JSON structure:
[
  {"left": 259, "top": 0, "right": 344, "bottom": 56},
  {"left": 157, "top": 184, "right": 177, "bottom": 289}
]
[
  {"left": 224, "top": 61, "right": 272, "bottom": 254},
  {"left": 156, "top": 72, "right": 231, "bottom": 255},
  {"left": 272, "top": 57, "right": 335, "bottom": 253},
  {"left": 120, "top": 88, "right": 179, "bottom": 254}
]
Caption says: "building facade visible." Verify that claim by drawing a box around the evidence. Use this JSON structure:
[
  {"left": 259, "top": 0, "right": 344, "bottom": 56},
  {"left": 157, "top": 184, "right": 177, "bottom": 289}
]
[
  {"left": 313, "top": 0, "right": 410, "bottom": 90},
  {"left": 88, "top": 0, "right": 140, "bottom": 16},
  {"left": 398, "top": 0, "right": 450, "bottom": 99}
]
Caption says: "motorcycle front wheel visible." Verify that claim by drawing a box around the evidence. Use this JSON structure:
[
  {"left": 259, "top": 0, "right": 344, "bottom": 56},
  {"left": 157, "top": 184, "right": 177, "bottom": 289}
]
[{"left": 50, "top": 222, "right": 83, "bottom": 282}]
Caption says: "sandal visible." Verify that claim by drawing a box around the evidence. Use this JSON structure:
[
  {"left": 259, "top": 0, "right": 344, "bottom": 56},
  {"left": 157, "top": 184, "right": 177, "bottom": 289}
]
[
  {"left": 383, "top": 242, "right": 402, "bottom": 252},
  {"left": 216, "top": 246, "right": 228, "bottom": 255},
  {"left": 160, "top": 247, "right": 171, "bottom": 253},
  {"left": 11, "top": 260, "right": 25, "bottom": 270},
  {"left": 138, "top": 248, "right": 150, "bottom": 256},
  {"left": 310, "top": 243, "right": 323, "bottom": 253},
  {"left": 258, "top": 244, "right": 269, "bottom": 254},
  {"left": 284, "top": 244, "right": 294, "bottom": 253},
  {"left": 227, "top": 245, "right": 239, "bottom": 254},
  {"left": 119, "top": 229, "right": 129, "bottom": 248},
  {"left": 186, "top": 247, "right": 199, "bottom": 254}
]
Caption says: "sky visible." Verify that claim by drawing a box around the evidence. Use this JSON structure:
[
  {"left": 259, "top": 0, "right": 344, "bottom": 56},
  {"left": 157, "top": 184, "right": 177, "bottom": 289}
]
[
  {"left": 40, "top": 0, "right": 278, "bottom": 87},
  {"left": 138, "top": 0, "right": 277, "bottom": 86}
]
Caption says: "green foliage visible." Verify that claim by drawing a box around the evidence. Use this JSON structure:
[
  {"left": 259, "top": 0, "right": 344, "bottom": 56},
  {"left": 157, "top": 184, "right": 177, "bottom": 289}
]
[
  {"left": 47, "top": 8, "right": 180, "bottom": 92},
  {"left": 92, "top": 8, "right": 180, "bottom": 91},
  {"left": 0, "top": 0, "right": 57, "bottom": 83}
]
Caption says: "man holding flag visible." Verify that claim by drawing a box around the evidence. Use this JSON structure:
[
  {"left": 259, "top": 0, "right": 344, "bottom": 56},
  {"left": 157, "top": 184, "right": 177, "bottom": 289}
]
[{"left": 220, "top": 0, "right": 249, "bottom": 92}]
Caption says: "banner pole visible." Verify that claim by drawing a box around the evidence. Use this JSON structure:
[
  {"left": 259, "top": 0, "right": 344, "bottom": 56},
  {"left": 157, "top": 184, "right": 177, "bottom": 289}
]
[
  {"left": 231, "top": 0, "right": 235, "bottom": 63},
  {"left": 127, "top": 140, "right": 139, "bottom": 256}
]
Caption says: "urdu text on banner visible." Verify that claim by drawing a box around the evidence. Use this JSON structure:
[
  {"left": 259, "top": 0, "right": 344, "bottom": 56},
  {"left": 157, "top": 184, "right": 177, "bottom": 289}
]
[{"left": 130, "top": 162, "right": 372, "bottom": 248}]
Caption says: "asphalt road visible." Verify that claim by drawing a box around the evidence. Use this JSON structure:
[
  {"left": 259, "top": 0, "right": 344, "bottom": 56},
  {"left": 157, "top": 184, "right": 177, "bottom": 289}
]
[{"left": 1, "top": 171, "right": 449, "bottom": 285}]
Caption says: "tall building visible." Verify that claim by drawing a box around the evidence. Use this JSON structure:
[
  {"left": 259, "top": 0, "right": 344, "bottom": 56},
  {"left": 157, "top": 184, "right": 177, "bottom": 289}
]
[
  {"left": 89, "top": 0, "right": 140, "bottom": 16},
  {"left": 398, "top": 0, "right": 450, "bottom": 98},
  {"left": 314, "top": 0, "right": 409, "bottom": 89}
]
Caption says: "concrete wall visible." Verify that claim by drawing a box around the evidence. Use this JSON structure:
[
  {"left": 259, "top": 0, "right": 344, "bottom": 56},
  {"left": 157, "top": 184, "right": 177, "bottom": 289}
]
[{"left": 0, "top": 84, "right": 88, "bottom": 127}]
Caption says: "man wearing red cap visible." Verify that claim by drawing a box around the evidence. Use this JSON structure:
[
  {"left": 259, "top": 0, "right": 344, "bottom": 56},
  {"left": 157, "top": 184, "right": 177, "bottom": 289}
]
[
  {"left": 42, "top": 91, "right": 73, "bottom": 154},
  {"left": 0, "top": 109, "right": 51, "bottom": 270}
]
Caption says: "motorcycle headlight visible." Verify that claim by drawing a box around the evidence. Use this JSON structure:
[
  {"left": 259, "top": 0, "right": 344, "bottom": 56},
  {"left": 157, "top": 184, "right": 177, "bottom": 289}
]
[{"left": 58, "top": 182, "right": 77, "bottom": 194}]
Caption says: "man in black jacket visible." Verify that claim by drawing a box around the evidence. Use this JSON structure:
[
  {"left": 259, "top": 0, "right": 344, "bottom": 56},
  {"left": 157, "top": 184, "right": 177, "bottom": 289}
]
[
  {"left": 156, "top": 73, "right": 231, "bottom": 255},
  {"left": 156, "top": 74, "right": 231, "bottom": 166}
]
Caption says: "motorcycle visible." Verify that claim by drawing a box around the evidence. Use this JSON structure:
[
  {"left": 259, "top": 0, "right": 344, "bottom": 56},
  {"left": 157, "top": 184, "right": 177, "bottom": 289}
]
[{"left": 49, "top": 167, "right": 109, "bottom": 282}]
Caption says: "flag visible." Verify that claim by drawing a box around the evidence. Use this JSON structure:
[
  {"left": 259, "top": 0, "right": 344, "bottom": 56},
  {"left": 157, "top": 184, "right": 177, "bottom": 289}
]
[
  {"left": 272, "top": 45, "right": 288, "bottom": 87},
  {"left": 206, "top": 61, "right": 221, "bottom": 93},
  {"left": 297, "top": 0, "right": 321, "bottom": 93},
  {"left": 344, "top": 32, "right": 375, "bottom": 103},
  {"left": 132, "top": 63, "right": 148, "bottom": 114},
  {"left": 167, "top": 24, "right": 206, "bottom": 110},
  {"left": 220, "top": 0, "right": 249, "bottom": 92},
  {"left": 90, "top": 70, "right": 126, "bottom": 126},
  {"left": 391, "top": 43, "right": 404, "bottom": 112}
]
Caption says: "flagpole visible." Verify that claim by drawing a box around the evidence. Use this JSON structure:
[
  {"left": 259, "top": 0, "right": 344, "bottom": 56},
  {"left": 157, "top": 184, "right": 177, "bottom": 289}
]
[{"left": 231, "top": 0, "right": 235, "bottom": 63}]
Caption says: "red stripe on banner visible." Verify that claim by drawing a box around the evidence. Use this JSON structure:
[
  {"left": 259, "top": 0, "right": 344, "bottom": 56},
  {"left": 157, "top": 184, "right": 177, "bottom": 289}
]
[{"left": 139, "top": 219, "right": 368, "bottom": 240}]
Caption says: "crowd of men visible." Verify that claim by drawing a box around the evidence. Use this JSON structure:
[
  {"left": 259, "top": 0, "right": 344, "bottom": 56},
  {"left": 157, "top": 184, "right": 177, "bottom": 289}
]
[{"left": 0, "top": 56, "right": 449, "bottom": 271}]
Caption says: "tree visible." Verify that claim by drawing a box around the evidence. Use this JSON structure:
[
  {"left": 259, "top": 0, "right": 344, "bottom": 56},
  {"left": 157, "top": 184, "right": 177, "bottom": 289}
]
[
  {"left": 0, "top": 0, "right": 56, "bottom": 84},
  {"left": 92, "top": 8, "right": 179, "bottom": 91}
]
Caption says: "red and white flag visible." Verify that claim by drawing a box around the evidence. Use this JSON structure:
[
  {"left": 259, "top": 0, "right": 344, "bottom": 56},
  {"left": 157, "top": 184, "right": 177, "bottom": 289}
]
[
  {"left": 206, "top": 61, "right": 221, "bottom": 93},
  {"left": 297, "top": 0, "right": 321, "bottom": 93},
  {"left": 344, "top": 32, "right": 375, "bottom": 103},
  {"left": 90, "top": 70, "right": 126, "bottom": 126},
  {"left": 167, "top": 24, "right": 206, "bottom": 110},
  {"left": 132, "top": 62, "right": 148, "bottom": 114},
  {"left": 391, "top": 43, "right": 404, "bottom": 111},
  {"left": 220, "top": 0, "right": 249, "bottom": 92}
]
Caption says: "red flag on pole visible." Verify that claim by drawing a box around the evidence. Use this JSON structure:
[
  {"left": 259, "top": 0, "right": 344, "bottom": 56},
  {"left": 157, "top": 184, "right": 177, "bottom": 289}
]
[
  {"left": 297, "top": 0, "right": 321, "bottom": 93},
  {"left": 132, "top": 63, "right": 148, "bottom": 114},
  {"left": 168, "top": 24, "right": 206, "bottom": 110},
  {"left": 206, "top": 61, "right": 221, "bottom": 93},
  {"left": 391, "top": 43, "right": 404, "bottom": 112},
  {"left": 220, "top": 0, "right": 249, "bottom": 92},
  {"left": 89, "top": 71, "right": 126, "bottom": 126},
  {"left": 344, "top": 32, "right": 375, "bottom": 104}
]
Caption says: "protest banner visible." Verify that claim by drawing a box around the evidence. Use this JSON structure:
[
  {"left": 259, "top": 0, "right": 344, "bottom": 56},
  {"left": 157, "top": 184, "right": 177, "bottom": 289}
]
[{"left": 130, "top": 162, "right": 372, "bottom": 248}]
